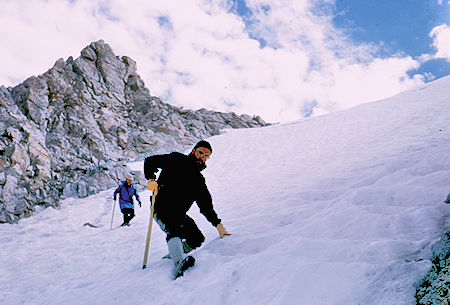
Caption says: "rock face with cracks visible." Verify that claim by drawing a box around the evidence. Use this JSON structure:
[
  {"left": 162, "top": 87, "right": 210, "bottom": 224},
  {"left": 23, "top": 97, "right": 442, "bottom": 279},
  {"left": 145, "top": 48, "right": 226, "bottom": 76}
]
[
  {"left": 0, "top": 40, "right": 267, "bottom": 224},
  {"left": 415, "top": 229, "right": 450, "bottom": 304}
]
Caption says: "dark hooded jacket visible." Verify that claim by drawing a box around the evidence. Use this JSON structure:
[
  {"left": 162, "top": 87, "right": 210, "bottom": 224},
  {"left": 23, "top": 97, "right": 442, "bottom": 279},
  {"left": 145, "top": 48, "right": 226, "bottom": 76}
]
[{"left": 144, "top": 152, "right": 221, "bottom": 227}]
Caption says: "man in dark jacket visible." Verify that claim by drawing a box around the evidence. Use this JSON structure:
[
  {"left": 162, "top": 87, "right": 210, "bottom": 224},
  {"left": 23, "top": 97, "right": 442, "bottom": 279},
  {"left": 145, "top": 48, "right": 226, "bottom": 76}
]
[
  {"left": 113, "top": 174, "right": 141, "bottom": 226},
  {"left": 144, "top": 140, "right": 230, "bottom": 278}
]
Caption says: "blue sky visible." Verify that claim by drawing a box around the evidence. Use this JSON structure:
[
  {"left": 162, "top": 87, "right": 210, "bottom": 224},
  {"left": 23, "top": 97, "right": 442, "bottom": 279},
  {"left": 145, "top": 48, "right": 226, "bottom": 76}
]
[
  {"left": 231, "top": 0, "right": 450, "bottom": 78},
  {"left": 332, "top": 0, "right": 450, "bottom": 79},
  {"left": 0, "top": 0, "right": 449, "bottom": 122}
]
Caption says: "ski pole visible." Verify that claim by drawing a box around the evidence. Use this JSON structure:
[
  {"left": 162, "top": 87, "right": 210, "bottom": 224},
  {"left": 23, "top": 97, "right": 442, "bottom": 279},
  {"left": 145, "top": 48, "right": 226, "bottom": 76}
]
[
  {"left": 110, "top": 199, "right": 116, "bottom": 230},
  {"left": 142, "top": 193, "right": 156, "bottom": 269}
]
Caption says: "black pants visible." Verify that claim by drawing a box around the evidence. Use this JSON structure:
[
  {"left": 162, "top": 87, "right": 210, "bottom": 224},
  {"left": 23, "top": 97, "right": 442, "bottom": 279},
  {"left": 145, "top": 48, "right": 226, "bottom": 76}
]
[
  {"left": 155, "top": 213, "right": 205, "bottom": 250},
  {"left": 122, "top": 208, "right": 135, "bottom": 224}
]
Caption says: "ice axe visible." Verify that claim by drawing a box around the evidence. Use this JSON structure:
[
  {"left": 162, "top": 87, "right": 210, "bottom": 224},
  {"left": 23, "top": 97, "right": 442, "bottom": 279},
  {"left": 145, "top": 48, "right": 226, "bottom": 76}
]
[
  {"left": 142, "top": 192, "right": 156, "bottom": 269},
  {"left": 110, "top": 199, "right": 116, "bottom": 230}
]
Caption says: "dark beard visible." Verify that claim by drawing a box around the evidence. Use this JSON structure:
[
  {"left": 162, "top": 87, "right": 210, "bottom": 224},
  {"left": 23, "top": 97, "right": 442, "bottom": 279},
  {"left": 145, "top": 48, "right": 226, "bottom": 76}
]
[{"left": 188, "top": 153, "right": 206, "bottom": 171}]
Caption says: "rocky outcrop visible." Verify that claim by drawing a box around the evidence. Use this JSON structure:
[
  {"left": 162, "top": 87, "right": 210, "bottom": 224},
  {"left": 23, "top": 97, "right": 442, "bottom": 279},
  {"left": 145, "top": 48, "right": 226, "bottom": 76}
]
[
  {"left": 415, "top": 231, "right": 450, "bottom": 305},
  {"left": 0, "top": 40, "right": 268, "bottom": 223}
]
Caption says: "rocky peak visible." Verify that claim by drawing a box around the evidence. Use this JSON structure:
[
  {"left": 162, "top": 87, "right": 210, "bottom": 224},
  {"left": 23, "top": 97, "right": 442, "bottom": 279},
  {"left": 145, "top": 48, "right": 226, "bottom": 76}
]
[{"left": 0, "top": 40, "right": 268, "bottom": 223}]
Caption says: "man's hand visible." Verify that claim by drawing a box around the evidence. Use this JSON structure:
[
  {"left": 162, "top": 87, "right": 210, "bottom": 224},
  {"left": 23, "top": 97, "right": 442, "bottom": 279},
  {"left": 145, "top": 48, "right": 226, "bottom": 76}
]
[
  {"left": 138, "top": 201, "right": 142, "bottom": 208},
  {"left": 147, "top": 179, "right": 158, "bottom": 195},
  {"left": 216, "top": 223, "right": 231, "bottom": 238}
]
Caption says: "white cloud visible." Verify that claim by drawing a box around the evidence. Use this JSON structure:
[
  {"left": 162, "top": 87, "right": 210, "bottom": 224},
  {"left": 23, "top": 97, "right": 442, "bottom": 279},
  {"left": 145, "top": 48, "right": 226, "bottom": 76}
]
[
  {"left": 308, "top": 57, "right": 424, "bottom": 113},
  {"left": 430, "top": 24, "right": 450, "bottom": 61},
  {"left": 0, "top": 0, "right": 429, "bottom": 122}
]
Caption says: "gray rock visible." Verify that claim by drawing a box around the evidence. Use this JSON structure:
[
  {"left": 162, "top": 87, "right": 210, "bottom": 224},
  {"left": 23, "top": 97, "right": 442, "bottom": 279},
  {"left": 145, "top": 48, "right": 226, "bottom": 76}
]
[
  {"left": 0, "top": 39, "right": 269, "bottom": 223},
  {"left": 415, "top": 231, "right": 450, "bottom": 304}
]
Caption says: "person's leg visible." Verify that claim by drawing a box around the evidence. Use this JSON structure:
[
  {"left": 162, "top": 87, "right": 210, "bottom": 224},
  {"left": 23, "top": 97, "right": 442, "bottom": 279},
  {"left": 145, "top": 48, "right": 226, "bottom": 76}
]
[
  {"left": 154, "top": 213, "right": 169, "bottom": 234},
  {"left": 124, "top": 209, "right": 131, "bottom": 224},
  {"left": 155, "top": 213, "right": 195, "bottom": 278},
  {"left": 157, "top": 214, "right": 204, "bottom": 256},
  {"left": 122, "top": 208, "right": 134, "bottom": 225},
  {"left": 167, "top": 237, "right": 184, "bottom": 265},
  {"left": 129, "top": 209, "right": 135, "bottom": 222},
  {"left": 180, "top": 215, "right": 205, "bottom": 252},
  {"left": 121, "top": 209, "right": 127, "bottom": 225}
]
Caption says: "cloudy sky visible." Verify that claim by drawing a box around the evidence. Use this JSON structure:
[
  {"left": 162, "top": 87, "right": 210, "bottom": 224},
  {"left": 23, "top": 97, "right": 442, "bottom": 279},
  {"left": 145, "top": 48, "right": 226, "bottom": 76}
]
[{"left": 0, "top": 0, "right": 449, "bottom": 123}]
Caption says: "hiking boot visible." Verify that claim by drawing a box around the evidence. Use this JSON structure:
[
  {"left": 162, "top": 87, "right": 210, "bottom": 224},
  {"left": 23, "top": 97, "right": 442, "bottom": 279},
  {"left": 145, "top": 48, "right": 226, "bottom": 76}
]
[{"left": 174, "top": 256, "right": 195, "bottom": 279}]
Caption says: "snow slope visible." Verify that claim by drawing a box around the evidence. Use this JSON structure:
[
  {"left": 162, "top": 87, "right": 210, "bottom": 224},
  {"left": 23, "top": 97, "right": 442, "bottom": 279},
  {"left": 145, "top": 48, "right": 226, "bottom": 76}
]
[{"left": 1, "top": 76, "right": 449, "bottom": 305}]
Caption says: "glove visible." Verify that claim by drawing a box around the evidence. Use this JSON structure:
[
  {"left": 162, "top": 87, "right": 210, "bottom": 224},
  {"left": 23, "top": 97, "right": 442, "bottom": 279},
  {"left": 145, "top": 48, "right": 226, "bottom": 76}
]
[
  {"left": 138, "top": 201, "right": 142, "bottom": 208},
  {"left": 147, "top": 179, "right": 158, "bottom": 195},
  {"left": 216, "top": 223, "right": 231, "bottom": 238}
]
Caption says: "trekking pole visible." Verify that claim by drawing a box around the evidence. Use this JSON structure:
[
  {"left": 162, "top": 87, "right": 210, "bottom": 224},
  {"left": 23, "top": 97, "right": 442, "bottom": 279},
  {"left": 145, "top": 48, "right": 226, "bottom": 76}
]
[
  {"left": 110, "top": 199, "right": 116, "bottom": 230},
  {"left": 142, "top": 193, "right": 156, "bottom": 269}
]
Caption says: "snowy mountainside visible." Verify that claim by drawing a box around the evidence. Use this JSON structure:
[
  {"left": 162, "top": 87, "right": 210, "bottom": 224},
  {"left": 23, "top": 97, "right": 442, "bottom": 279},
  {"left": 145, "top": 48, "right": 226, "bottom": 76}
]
[{"left": 0, "top": 75, "right": 449, "bottom": 304}]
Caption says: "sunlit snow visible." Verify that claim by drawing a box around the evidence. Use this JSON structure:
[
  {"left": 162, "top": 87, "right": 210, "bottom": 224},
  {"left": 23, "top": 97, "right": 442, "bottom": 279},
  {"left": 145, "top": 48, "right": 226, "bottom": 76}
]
[{"left": 1, "top": 76, "right": 449, "bottom": 305}]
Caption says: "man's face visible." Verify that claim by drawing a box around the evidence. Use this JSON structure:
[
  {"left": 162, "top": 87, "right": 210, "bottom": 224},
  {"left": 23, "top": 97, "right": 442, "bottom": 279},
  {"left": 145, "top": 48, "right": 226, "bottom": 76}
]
[
  {"left": 193, "top": 147, "right": 211, "bottom": 164},
  {"left": 126, "top": 178, "right": 132, "bottom": 185}
]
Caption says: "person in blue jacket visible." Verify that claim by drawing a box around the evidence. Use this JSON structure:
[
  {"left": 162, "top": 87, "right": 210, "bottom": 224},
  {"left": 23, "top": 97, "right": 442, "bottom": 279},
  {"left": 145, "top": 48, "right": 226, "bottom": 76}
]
[{"left": 113, "top": 174, "right": 141, "bottom": 226}]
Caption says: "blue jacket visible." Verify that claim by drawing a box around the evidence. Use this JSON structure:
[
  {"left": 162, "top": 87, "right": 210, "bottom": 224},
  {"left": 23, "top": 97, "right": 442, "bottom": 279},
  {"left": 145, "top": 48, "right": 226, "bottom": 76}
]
[{"left": 113, "top": 181, "right": 141, "bottom": 210}]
